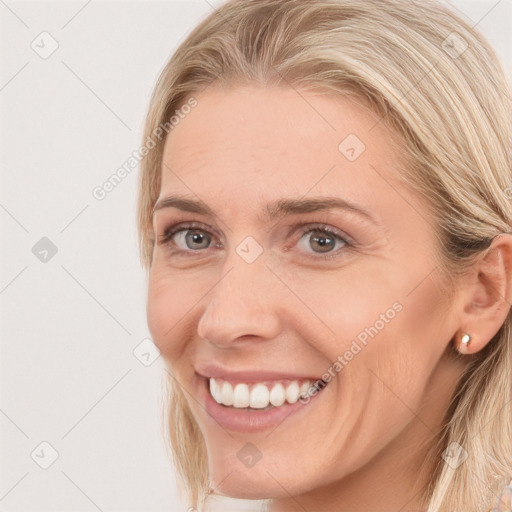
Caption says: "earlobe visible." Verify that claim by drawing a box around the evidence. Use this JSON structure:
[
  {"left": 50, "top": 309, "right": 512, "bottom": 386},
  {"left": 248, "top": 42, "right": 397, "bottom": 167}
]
[
  {"left": 455, "top": 233, "right": 512, "bottom": 355},
  {"left": 457, "top": 333, "right": 472, "bottom": 354}
]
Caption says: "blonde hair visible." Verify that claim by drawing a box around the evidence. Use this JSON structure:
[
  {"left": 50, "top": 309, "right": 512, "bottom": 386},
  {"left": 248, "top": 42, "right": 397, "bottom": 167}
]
[{"left": 137, "top": 0, "right": 512, "bottom": 510}]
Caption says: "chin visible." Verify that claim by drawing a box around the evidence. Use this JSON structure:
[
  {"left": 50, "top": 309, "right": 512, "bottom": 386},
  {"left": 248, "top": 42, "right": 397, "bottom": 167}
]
[
  {"left": 208, "top": 466, "right": 289, "bottom": 500},
  {"left": 206, "top": 447, "right": 323, "bottom": 501}
]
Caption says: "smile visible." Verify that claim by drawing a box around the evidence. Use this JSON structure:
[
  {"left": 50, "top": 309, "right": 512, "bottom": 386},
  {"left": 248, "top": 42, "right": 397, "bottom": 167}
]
[
  {"left": 195, "top": 365, "right": 330, "bottom": 432},
  {"left": 209, "top": 377, "right": 317, "bottom": 410}
]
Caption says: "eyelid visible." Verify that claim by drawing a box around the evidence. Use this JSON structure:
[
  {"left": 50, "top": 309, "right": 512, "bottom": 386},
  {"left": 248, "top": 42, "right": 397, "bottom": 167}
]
[{"left": 294, "top": 222, "right": 353, "bottom": 244}]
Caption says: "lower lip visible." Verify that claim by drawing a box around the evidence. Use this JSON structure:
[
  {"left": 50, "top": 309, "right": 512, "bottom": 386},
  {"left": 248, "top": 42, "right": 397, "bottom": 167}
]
[{"left": 199, "top": 375, "right": 326, "bottom": 433}]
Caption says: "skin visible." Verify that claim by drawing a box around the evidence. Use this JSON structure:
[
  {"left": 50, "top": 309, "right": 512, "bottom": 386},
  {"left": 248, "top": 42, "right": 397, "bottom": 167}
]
[{"left": 147, "top": 84, "right": 512, "bottom": 511}]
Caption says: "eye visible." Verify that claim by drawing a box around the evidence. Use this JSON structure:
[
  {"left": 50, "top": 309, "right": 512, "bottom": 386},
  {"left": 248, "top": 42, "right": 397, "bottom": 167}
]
[
  {"left": 176, "top": 229, "right": 210, "bottom": 250},
  {"left": 296, "top": 224, "right": 350, "bottom": 256},
  {"left": 157, "top": 221, "right": 352, "bottom": 259},
  {"left": 158, "top": 222, "right": 219, "bottom": 254}
]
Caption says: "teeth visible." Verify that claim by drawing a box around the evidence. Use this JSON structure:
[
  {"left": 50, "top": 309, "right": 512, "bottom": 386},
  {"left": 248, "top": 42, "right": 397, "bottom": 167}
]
[
  {"left": 209, "top": 377, "right": 220, "bottom": 402},
  {"left": 208, "top": 377, "right": 321, "bottom": 409},
  {"left": 285, "top": 381, "right": 300, "bottom": 404},
  {"left": 269, "top": 383, "right": 285, "bottom": 406},
  {"left": 221, "top": 381, "right": 234, "bottom": 406},
  {"left": 249, "top": 384, "right": 269, "bottom": 409},
  {"left": 299, "top": 380, "right": 310, "bottom": 399},
  {"left": 233, "top": 383, "right": 250, "bottom": 408}
]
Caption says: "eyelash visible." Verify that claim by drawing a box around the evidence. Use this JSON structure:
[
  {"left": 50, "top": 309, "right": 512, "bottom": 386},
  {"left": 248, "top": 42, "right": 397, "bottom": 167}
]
[{"left": 157, "top": 221, "right": 353, "bottom": 261}]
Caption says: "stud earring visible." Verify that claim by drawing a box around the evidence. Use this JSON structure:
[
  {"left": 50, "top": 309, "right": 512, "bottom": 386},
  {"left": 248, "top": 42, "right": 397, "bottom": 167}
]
[{"left": 460, "top": 333, "right": 471, "bottom": 351}]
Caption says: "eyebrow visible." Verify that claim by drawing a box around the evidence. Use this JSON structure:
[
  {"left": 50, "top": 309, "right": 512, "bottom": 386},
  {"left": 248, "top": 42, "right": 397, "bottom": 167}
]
[{"left": 152, "top": 194, "right": 379, "bottom": 224}]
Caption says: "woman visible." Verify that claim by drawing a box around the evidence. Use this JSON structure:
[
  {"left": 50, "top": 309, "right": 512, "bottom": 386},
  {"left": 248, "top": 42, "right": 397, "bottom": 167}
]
[{"left": 137, "top": 0, "right": 512, "bottom": 510}]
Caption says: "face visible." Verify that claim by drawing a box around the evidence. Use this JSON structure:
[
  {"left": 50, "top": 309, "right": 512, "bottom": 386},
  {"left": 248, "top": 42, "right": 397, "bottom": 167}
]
[{"left": 147, "top": 84, "right": 465, "bottom": 503}]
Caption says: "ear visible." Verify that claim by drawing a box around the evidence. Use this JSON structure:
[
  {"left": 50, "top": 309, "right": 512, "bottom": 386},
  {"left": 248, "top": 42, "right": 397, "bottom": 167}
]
[{"left": 454, "top": 233, "right": 512, "bottom": 354}]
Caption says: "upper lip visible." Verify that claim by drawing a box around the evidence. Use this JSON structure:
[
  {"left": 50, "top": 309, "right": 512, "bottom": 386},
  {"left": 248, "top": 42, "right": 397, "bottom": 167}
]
[{"left": 195, "top": 363, "right": 324, "bottom": 383}]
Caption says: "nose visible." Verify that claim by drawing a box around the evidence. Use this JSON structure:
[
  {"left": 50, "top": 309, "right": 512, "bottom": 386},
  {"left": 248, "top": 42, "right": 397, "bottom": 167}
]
[{"left": 196, "top": 256, "right": 282, "bottom": 348}]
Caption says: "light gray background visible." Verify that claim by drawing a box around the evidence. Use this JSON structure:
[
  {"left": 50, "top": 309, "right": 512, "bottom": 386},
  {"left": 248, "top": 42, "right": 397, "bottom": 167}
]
[{"left": 0, "top": 1, "right": 510, "bottom": 511}]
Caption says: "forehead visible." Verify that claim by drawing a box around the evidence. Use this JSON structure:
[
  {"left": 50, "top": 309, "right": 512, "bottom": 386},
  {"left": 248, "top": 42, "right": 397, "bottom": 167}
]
[{"left": 159, "top": 85, "right": 410, "bottom": 220}]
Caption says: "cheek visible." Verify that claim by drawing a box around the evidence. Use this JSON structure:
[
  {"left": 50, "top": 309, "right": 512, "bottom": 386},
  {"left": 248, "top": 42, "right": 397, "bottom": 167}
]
[
  {"left": 340, "top": 269, "right": 451, "bottom": 418},
  {"left": 146, "top": 265, "right": 200, "bottom": 355},
  {"left": 291, "top": 261, "right": 445, "bottom": 398},
  {"left": 285, "top": 263, "right": 402, "bottom": 361}
]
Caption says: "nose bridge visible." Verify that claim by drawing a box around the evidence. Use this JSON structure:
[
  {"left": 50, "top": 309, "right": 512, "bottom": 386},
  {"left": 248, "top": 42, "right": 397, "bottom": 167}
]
[{"left": 196, "top": 250, "right": 281, "bottom": 345}]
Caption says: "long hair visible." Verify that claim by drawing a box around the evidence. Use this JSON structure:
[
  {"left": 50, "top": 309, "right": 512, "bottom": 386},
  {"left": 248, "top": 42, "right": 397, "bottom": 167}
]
[{"left": 137, "top": 1, "right": 512, "bottom": 509}]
